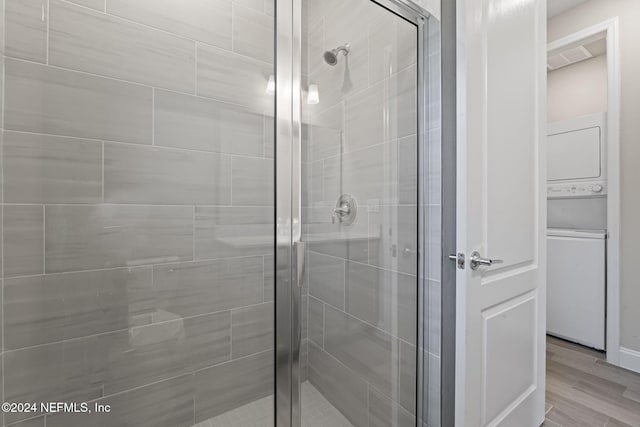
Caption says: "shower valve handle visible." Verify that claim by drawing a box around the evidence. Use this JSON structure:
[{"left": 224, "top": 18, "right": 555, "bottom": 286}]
[{"left": 332, "top": 204, "right": 351, "bottom": 223}]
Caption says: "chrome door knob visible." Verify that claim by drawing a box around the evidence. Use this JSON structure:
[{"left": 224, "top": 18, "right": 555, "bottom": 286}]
[{"left": 469, "top": 251, "right": 503, "bottom": 270}]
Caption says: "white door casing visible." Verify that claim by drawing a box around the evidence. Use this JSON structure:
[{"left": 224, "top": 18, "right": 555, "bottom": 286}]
[{"left": 455, "top": 0, "right": 547, "bottom": 426}]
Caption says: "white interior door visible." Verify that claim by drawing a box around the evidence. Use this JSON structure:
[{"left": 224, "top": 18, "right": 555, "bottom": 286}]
[{"left": 455, "top": 0, "right": 546, "bottom": 426}]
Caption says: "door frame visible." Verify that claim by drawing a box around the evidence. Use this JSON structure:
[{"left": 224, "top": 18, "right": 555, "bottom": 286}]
[
  {"left": 547, "top": 17, "right": 621, "bottom": 367},
  {"left": 274, "top": 0, "right": 437, "bottom": 425}
]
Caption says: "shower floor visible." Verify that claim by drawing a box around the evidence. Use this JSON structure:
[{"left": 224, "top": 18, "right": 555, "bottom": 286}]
[{"left": 195, "top": 381, "right": 352, "bottom": 427}]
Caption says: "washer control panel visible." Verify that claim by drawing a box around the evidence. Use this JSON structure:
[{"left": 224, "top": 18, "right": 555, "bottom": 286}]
[{"left": 547, "top": 181, "right": 607, "bottom": 198}]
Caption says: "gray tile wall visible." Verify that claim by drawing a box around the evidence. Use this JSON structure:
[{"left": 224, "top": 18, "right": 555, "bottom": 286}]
[{"left": 0, "top": 1, "right": 275, "bottom": 426}]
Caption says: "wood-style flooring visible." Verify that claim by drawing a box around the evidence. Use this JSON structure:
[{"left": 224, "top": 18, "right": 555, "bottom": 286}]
[{"left": 544, "top": 335, "right": 640, "bottom": 427}]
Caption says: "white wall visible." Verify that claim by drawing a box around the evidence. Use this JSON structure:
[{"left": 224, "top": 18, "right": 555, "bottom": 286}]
[
  {"left": 549, "top": 0, "right": 640, "bottom": 354},
  {"left": 547, "top": 55, "right": 607, "bottom": 122}
]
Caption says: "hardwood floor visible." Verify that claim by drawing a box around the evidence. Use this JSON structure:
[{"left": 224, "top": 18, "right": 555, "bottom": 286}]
[{"left": 544, "top": 335, "right": 640, "bottom": 427}]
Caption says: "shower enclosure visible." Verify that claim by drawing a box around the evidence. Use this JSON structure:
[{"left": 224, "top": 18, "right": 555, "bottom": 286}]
[{"left": 0, "top": 0, "right": 441, "bottom": 426}]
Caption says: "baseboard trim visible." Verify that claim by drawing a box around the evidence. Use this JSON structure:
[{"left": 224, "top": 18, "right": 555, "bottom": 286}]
[{"left": 619, "top": 347, "right": 640, "bottom": 374}]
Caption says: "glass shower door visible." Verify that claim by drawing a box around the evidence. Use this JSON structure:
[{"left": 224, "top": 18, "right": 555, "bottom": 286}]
[{"left": 274, "top": 0, "right": 432, "bottom": 425}]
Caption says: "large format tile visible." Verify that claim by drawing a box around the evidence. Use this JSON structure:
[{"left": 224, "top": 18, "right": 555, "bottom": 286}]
[
  {"left": 65, "top": 0, "right": 103, "bottom": 11},
  {"left": 154, "top": 257, "right": 264, "bottom": 318},
  {"left": 306, "top": 159, "right": 323, "bottom": 207},
  {"left": 323, "top": 141, "right": 412, "bottom": 206},
  {"left": 234, "top": 0, "right": 263, "bottom": 13},
  {"left": 324, "top": 305, "right": 400, "bottom": 398},
  {"left": 425, "top": 126, "right": 442, "bottom": 206},
  {"left": 399, "top": 341, "right": 417, "bottom": 414},
  {"left": 387, "top": 65, "right": 418, "bottom": 143},
  {"left": 47, "top": 374, "right": 194, "bottom": 427},
  {"left": 107, "top": 0, "right": 232, "bottom": 49},
  {"left": 4, "top": 267, "right": 152, "bottom": 350},
  {"left": 195, "top": 206, "right": 273, "bottom": 259},
  {"left": 398, "top": 135, "right": 419, "bottom": 205},
  {"left": 49, "top": 0, "right": 195, "bottom": 92},
  {"left": 368, "top": 7, "right": 417, "bottom": 85},
  {"left": 264, "top": 0, "right": 274, "bottom": 16},
  {"left": 154, "top": 89, "right": 265, "bottom": 156},
  {"left": 233, "top": 4, "right": 274, "bottom": 63},
  {"left": 3, "top": 131, "right": 102, "bottom": 204},
  {"left": 102, "top": 311, "right": 231, "bottom": 394},
  {"left": 264, "top": 254, "right": 274, "bottom": 302},
  {"left": 45, "top": 205, "right": 193, "bottom": 273},
  {"left": 4, "top": 0, "right": 47, "bottom": 62},
  {"left": 231, "top": 156, "right": 274, "bottom": 206},
  {"left": 308, "top": 251, "right": 345, "bottom": 309},
  {"left": 343, "top": 68, "right": 417, "bottom": 153},
  {"left": 194, "top": 350, "right": 273, "bottom": 422},
  {"left": 197, "top": 43, "right": 274, "bottom": 112},
  {"left": 345, "top": 262, "right": 417, "bottom": 344},
  {"left": 0, "top": 55, "right": 4, "bottom": 130},
  {"left": 308, "top": 296, "right": 324, "bottom": 347},
  {"left": 426, "top": 351, "right": 441, "bottom": 427},
  {"left": 4, "top": 59, "right": 152, "bottom": 144},
  {"left": 104, "top": 143, "right": 231, "bottom": 205},
  {"left": 308, "top": 341, "right": 369, "bottom": 427},
  {"left": 307, "top": 103, "right": 343, "bottom": 162},
  {"left": 369, "top": 386, "right": 416, "bottom": 427},
  {"left": 305, "top": 206, "right": 370, "bottom": 264},
  {"left": 8, "top": 417, "right": 46, "bottom": 427},
  {"left": 231, "top": 302, "right": 273, "bottom": 358},
  {"left": 344, "top": 82, "right": 385, "bottom": 152},
  {"left": 427, "top": 279, "right": 442, "bottom": 356},
  {"left": 368, "top": 204, "right": 418, "bottom": 275},
  {"left": 3, "top": 205, "right": 43, "bottom": 278},
  {"left": 4, "top": 336, "right": 105, "bottom": 424},
  {"left": 426, "top": 205, "right": 442, "bottom": 281}
]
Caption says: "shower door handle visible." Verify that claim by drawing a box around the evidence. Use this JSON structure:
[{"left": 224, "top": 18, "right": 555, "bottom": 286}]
[{"left": 294, "top": 241, "right": 306, "bottom": 288}]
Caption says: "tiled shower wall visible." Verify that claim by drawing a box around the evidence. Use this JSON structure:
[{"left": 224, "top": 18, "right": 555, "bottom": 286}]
[
  {"left": 299, "top": 0, "right": 437, "bottom": 425},
  {"left": 0, "top": 1, "right": 276, "bottom": 426}
]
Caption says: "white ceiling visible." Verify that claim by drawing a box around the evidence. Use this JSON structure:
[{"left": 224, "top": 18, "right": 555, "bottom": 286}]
[{"left": 548, "top": 0, "right": 590, "bottom": 18}]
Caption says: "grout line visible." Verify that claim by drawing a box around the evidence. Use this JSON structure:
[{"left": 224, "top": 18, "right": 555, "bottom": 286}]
[
  {"left": 319, "top": 294, "right": 416, "bottom": 349},
  {"left": 192, "top": 205, "right": 196, "bottom": 260},
  {"left": 342, "top": 258, "right": 346, "bottom": 311},
  {"left": 367, "top": 384, "right": 371, "bottom": 426},
  {"left": 262, "top": 255, "right": 266, "bottom": 302},
  {"left": 192, "top": 390, "right": 196, "bottom": 427},
  {"left": 101, "top": 141, "right": 105, "bottom": 202},
  {"left": 229, "top": 156, "right": 233, "bottom": 205},
  {"left": 151, "top": 88, "right": 155, "bottom": 145},
  {"left": 2, "top": 253, "right": 267, "bottom": 280},
  {"left": 4, "top": 56, "right": 273, "bottom": 113},
  {"left": 45, "top": 0, "right": 50, "bottom": 65},
  {"left": 0, "top": 202, "right": 275, "bottom": 209},
  {"left": 194, "top": 41, "right": 198, "bottom": 95},
  {"left": 3, "top": 305, "right": 251, "bottom": 355},
  {"left": 229, "top": 310, "right": 234, "bottom": 359},
  {"left": 42, "top": 205, "right": 46, "bottom": 274},
  {"left": 3, "top": 130, "right": 275, "bottom": 161},
  {"left": 307, "top": 248, "right": 418, "bottom": 278},
  {"left": 321, "top": 301, "right": 325, "bottom": 350},
  {"left": 231, "top": 3, "right": 235, "bottom": 53}
]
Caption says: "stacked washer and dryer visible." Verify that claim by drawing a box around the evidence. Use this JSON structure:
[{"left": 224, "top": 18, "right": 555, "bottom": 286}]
[{"left": 547, "top": 112, "right": 607, "bottom": 350}]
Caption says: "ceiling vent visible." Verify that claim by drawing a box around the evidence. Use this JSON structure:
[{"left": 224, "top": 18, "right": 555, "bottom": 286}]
[{"left": 547, "top": 45, "right": 593, "bottom": 71}]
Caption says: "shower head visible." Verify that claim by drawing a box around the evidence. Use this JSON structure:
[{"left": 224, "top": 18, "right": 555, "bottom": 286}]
[{"left": 323, "top": 44, "right": 350, "bottom": 66}]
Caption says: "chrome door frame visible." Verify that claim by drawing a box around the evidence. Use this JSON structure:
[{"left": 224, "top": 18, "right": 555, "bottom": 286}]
[
  {"left": 275, "top": 1, "right": 435, "bottom": 426},
  {"left": 275, "top": 0, "right": 302, "bottom": 425}
]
